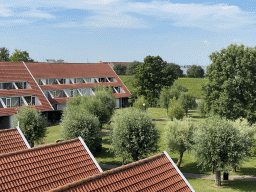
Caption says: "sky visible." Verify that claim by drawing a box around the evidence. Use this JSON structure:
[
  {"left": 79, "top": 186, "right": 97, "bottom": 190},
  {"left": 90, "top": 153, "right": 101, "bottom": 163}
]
[{"left": 0, "top": 0, "right": 256, "bottom": 66}]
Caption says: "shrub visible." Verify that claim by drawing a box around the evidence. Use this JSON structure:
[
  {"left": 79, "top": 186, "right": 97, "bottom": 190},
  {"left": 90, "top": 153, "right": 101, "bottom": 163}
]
[
  {"left": 168, "top": 98, "right": 184, "bottom": 120},
  {"left": 133, "top": 96, "right": 149, "bottom": 111},
  {"left": 14, "top": 105, "right": 47, "bottom": 147},
  {"left": 61, "top": 106, "right": 101, "bottom": 154},
  {"left": 178, "top": 92, "right": 196, "bottom": 116},
  {"left": 110, "top": 108, "right": 160, "bottom": 163}
]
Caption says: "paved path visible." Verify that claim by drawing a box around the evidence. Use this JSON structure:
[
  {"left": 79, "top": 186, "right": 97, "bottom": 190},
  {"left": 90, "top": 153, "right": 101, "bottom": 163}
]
[{"left": 99, "top": 163, "right": 256, "bottom": 181}]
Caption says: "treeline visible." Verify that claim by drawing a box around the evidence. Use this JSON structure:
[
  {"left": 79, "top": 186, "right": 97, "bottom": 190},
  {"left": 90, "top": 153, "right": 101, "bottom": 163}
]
[
  {"left": 0, "top": 47, "right": 34, "bottom": 62},
  {"left": 113, "top": 60, "right": 205, "bottom": 78}
]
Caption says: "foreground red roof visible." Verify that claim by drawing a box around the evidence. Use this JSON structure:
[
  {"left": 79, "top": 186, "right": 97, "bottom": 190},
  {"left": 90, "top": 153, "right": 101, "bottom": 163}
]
[
  {"left": 0, "top": 62, "right": 53, "bottom": 116},
  {"left": 0, "top": 137, "right": 102, "bottom": 192},
  {"left": 47, "top": 151, "right": 195, "bottom": 192},
  {"left": 0, "top": 127, "right": 30, "bottom": 154}
]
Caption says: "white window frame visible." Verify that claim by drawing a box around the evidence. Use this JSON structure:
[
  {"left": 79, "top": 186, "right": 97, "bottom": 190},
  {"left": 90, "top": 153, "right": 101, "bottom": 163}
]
[{"left": 0, "top": 98, "right": 7, "bottom": 108}]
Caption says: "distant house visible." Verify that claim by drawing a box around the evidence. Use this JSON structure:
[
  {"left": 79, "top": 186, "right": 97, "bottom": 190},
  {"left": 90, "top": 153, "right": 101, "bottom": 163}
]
[
  {"left": 0, "top": 62, "right": 131, "bottom": 129},
  {"left": 97, "top": 60, "right": 132, "bottom": 68},
  {"left": 47, "top": 151, "right": 195, "bottom": 192}
]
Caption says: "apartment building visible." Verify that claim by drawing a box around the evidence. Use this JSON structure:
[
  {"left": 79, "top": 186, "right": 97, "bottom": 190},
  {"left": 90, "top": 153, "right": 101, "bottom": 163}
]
[{"left": 0, "top": 62, "right": 131, "bottom": 129}]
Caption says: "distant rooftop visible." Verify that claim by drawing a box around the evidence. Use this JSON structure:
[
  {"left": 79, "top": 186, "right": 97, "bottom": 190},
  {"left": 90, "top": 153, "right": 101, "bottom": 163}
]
[{"left": 46, "top": 59, "right": 64, "bottom": 63}]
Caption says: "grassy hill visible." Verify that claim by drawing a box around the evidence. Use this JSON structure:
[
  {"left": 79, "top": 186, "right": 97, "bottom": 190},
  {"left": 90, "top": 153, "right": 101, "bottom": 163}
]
[{"left": 119, "top": 75, "right": 208, "bottom": 98}]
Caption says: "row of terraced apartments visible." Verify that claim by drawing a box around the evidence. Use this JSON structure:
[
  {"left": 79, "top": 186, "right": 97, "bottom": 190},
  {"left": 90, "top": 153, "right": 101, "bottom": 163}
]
[{"left": 0, "top": 62, "right": 131, "bottom": 129}]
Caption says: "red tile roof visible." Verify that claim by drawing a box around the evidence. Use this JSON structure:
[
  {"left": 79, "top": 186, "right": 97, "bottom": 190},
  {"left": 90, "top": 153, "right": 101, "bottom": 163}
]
[
  {"left": 47, "top": 152, "right": 195, "bottom": 192},
  {"left": 0, "top": 62, "right": 53, "bottom": 116},
  {"left": 0, "top": 137, "right": 102, "bottom": 192},
  {"left": 0, "top": 127, "right": 30, "bottom": 154},
  {"left": 26, "top": 63, "right": 131, "bottom": 100}
]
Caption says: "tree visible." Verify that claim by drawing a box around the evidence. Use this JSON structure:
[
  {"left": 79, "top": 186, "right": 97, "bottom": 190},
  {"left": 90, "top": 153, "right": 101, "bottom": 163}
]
[
  {"left": 61, "top": 105, "right": 101, "bottom": 154},
  {"left": 10, "top": 49, "right": 34, "bottom": 62},
  {"left": 192, "top": 115, "right": 256, "bottom": 186},
  {"left": 165, "top": 118, "right": 195, "bottom": 167},
  {"left": 14, "top": 105, "right": 47, "bottom": 147},
  {"left": 196, "top": 98, "right": 207, "bottom": 117},
  {"left": 133, "top": 95, "right": 149, "bottom": 111},
  {"left": 178, "top": 92, "right": 196, "bottom": 116},
  {"left": 169, "top": 83, "right": 188, "bottom": 100},
  {"left": 202, "top": 44, "right": 256, "bottom": 124},
  {"left": 168, "top": 63, "right": 183, "bottom": 78},
  {"left": 168, "top": 98, "right": 184, "bottom": 120},
  {"left": 110, "top": 108, "right": 160, "bottom": 163},
  {"left": 113, "top": 64, "right": 127, "bottom": 75},
  {"left": 134, "top": 55, "right": 177, "bottom": 105},
  {"left": 187, "top": 65, "right": 204, "bottom": 78},
  {"left": 159, "top": 87, "right": 172, "bottom": 114},
  {"left": 0, "top": 47, "right": 10, "bottom": 61},
  {"left": 126, "top": 60, "right": 142, "bottom": 75}
]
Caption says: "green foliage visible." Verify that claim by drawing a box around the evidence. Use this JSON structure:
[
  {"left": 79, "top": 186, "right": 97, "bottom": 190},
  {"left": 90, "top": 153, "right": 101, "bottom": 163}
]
[
  {"left": 0, "top": 47, "right": 10, "bottom": 61},
  {"left": 202, "top": 44, "right": 256, "bottom": 124},
  {"left": 110, "top": 108, "right": 160, "bottom": 162},
  {"left": 169, "top": 82, "right": 188, "bottom": 100},
  {"left": 197, "top": 99, "right": 207, "bottom": 117},
  {"left": 126, "top": 60, "right": 142, "bottom": 75},
  {"left": 14, "top": 105, "right": 47, "bottom": 147},
  {"left": 192, "top": 115, "right": 256, "bottom": 173},
  {"left": 165, "top": 118, "right": 195, "bottom": 167},
  {"left": 168, "top": 98, "right": 184, "bottom": 120},
  {"left": 94, "top": 84, "right": 113, "bottom": 96},
  {"left": 178, "top": 92, "right": 197, "bottom": 115},
  {"left": 134, "top": 55, "right": 177, "bottom": 106},
  {"left": 159, "top": 87, "right": 172, "bottom": 114},
  {"left": 187, "top": 65, "right": 205, "bottom": 78},
  {"left": 167, "top": 63, "right": 183, "bottom": 78},
  {"left": 10, "top": 49, "right": 34, "bottom": 62},
  {"left": 133, "top": 96, "right": 149, "bottom": 111},
  {"left": 61, "top": 106, "right": 101, "bottom": 154},
  {"left": 113, "top": 64, "right": 127, "bottom": 75}
]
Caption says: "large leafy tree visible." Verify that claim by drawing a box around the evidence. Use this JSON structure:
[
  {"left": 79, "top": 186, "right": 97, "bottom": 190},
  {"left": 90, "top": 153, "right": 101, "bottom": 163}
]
[
  {"left": 202, "top": 44, "right": 256, "bottom": 124},
  {"left": 126, "top": 60, "right": 142, "bottom": 75},
  {"left": 110, "top": 108, "right": 160, "bottom": 163},
  {"left": 113, "top": 63, "right": 127, "bottom": 75},
  {"left": 0, "top": 47, "right": 10, "bottom": 61},
  {"left": 187, "top": 65, "right": 204, "bottom": 78},
  {"left": 134, "top": 55, "right": 177, "bottom": 105},
  {"left": 168, "top": 63, "right": 183, "bottom": 78},
  {"left": 10, "top": 49, "right": 34, "bottom": 62},
  {"left": 192, "top": 115, "right": 256, "bottom": 186},
  {"left": 14, "top": 105, "right": 47, "bottom": 147},
  {"left": 165, "top": 118, "right": 195, "bottom": 168}
]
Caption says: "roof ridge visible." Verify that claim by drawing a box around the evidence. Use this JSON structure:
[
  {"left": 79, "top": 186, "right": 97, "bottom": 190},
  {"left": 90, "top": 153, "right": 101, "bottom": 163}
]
[
  {"left": 0, "top": 138, "right": 79, "bottom": 158},
  {"left": 0, "top": 128, "right": 16, "bottom": 133},
  {"left": 48, "top": 153, "right": 165, "bottom": 192}
]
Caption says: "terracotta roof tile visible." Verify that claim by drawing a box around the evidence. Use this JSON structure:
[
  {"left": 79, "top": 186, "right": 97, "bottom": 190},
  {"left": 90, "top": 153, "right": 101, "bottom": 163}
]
[
  {"left": 47, "top": 152, "right": 195, "bottom": 192},
  {"left": 0, "top": 62, "right": 53, "bottom": 116},
  {"left": 0, "top": 137, "right": 101, "bottom": 192},
  {"left": 0, "top": 127, "right": 30, "bottom": 154}
]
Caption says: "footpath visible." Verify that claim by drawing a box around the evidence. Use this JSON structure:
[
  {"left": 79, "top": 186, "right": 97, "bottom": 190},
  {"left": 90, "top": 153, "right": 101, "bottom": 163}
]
[{"left": 99, "top": 117, "right": 256, "bottom": 181}]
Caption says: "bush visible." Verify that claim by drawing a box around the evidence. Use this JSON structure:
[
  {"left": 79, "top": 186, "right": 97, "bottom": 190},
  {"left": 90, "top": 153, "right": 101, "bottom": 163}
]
[
  {"left": 110, "top": 108, "right": 160, "bottom": 163},
  {"left": 165, "top": 118, "right": 195, "bottom": 167},
  {"left": 168, "top": 98, "right": 184, "bottom": 120},
  {"left": 133, "top": 96, "right": 149, "bottom": 111},
  {"left": 197, "top": 99, "right": 207, "bottom": 117},
  {"left": 178, "top": 92, "right": 196, "bottom": 116},
  {"left": 61, "top": 106, "right": 101, "bottom": 154},
  {"left": 14, "top": 105, "right": 47, "bottom": 147}
]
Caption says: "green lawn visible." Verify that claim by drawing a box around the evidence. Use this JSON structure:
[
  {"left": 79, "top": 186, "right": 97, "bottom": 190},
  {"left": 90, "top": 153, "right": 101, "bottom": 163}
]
[{"left": 43, "top": 124, "right": 62, "bottom": 144}]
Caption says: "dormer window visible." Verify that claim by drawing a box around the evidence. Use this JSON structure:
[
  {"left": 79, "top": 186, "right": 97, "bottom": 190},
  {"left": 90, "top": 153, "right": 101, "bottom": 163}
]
[{"left": 0, "top": 82, "right": 29, "bottom": 90}]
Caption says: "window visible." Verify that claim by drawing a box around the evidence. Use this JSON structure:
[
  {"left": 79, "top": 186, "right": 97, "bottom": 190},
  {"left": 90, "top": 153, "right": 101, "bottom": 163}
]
[{"left": 2, "top": 83, "right": 13, "bottom": 90}]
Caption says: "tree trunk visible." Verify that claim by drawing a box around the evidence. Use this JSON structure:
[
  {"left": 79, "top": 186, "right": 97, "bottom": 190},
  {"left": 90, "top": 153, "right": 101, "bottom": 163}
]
[
  {"left": 232, "top": 165, "right": 236, "bottom": 172},
  {"left": 215, "top": 170, "right": 221, "bottom": 186},
  {"left": 212, "top": 165, "right": 215, "bottom": 174},
  {"left": 176, "top": 152, "right": 183, "bottom": 168}
]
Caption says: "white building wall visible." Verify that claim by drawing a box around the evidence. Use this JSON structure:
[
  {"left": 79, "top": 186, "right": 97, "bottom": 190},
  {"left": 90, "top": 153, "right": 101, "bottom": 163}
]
[
  {"left": 116, "top": 98, "right": 120, "bottom": 108},
  {"left": 65, "top": 89, "right": 72, "bottom": 97},
  {"left": 9, "top": 114, "right": 16, "bottom": 128},
  {"left": 35, "top": 97, "right": 41, "bottom": 105},
  {"left": 65, "top": 78, "right": 69, "bottom": 84}
]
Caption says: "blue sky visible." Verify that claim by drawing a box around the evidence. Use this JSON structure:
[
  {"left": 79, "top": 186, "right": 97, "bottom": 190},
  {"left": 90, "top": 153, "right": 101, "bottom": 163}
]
[{"left": 1, "top": 0, "right": 256, "bottom": 66}]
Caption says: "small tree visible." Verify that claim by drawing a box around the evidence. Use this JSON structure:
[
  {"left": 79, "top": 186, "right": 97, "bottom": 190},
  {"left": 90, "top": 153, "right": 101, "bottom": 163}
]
[
  {"left": 187, "top": 65, "right": 204, "bottom": 78},
  {"left": 113, "top": 64, "right": 127, "bottom": 75},
  {"left": 159, "top": 87, "right": 171, "bottom": 114},
  {"left": 169, "top": 83, "right": 188, "bottom": 100},
  {"left": 10, "top": 49, "right": 34, "bottom": 62},
  {"left": 168, "top": 63, "right": 183, "bottom": 78},
  {"left": 0, "top": 47, "right": 10, "bottom": 61},
  {"left": 110, "top": 108, "right": 160, "bottom": 163},
  {"left": 197, "top": 98, "right": 207, "bottom": 117},
  {"left": 178, "top": 92, "right": 196, "bottom": 116},
  {"left": 165, "top": 119, "right": 195, "bottom": 167},
  {"left": 126, "top": 60, "right": 142, "bottom": 75},
  {"left": 61, "top": 106, "right": 101, "bottom": 154},
  {"left": 133, "top": 96, "right": 149, "bottom": 111},
  {"left": 192, "top": 115, "right": 256, "bottom": 186},
  {"left": 168, "top": 98, "right": 184, "bottom": 120},
  {"left": 14, "top": 105, "right": 47, "bottom": 147}
]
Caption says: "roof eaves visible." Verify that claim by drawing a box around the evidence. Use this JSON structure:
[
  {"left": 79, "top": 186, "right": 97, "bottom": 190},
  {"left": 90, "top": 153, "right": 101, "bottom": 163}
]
[
  {"left": 16, "top": 123, "right": 31, "bottom": 149},
  {"left": 78, "top": 136, "right": 103, "bottom": 173},
  {"left": 163, "top": 151, "right": 195, "bottom": 192}
]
